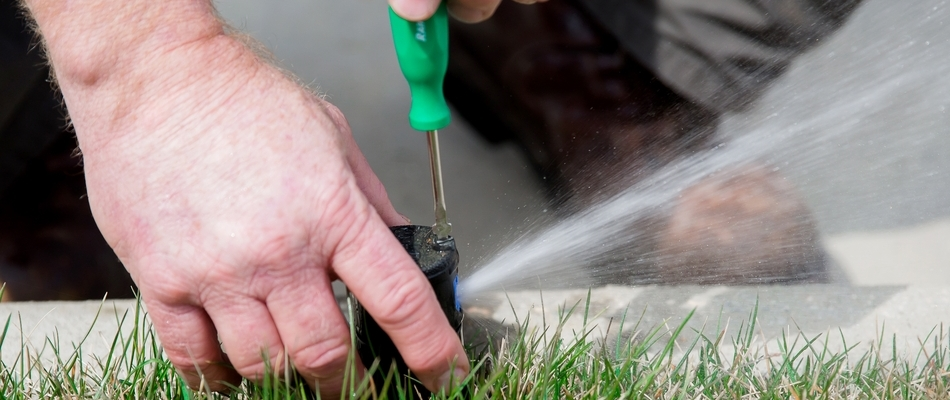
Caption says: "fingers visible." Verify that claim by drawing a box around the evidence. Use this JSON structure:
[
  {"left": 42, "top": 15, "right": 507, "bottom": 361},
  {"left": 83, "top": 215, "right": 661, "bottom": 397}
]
[
  {"left": 389, "top": 0, "right": 441, "bottom": 21},
  {"left": 145, "top": 300, "right": 241, "bottom": 392},
  {"left": 334, "top": 214, "right": 469, "bottom": 393},
  {"left": 389, "top": 0, "right": 505, "bottom": 23},
  {"left": 342, "top": 133, "right": 410, "bottom": 227},
  {"left": 447, "top": 0, "right": 502, "bottom": 23},
  {"left": 265, "top": 271, "right": 365, "bottom": 398},
  {"left": 202, "top": 295, "right": 286, "bottom": 383}
]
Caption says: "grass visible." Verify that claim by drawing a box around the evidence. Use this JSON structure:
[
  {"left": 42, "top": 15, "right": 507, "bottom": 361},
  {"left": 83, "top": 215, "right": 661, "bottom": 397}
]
[{"left": 0, "top": 293, "right": 948, "bottom": 399}]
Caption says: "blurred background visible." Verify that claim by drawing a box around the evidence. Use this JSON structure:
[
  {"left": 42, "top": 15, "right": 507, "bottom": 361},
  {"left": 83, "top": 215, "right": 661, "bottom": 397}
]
[
  {"left": 1, "top": 0, "right": 948, "bottom": 301},
  {"left": 209, "top": 0, "right": 950, "bottom": 285}
]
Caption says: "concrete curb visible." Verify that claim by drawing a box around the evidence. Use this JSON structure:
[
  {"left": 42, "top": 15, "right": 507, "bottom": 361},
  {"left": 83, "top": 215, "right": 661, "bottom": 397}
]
[
  {"left": 1, "top": 285, "right": 946, "bottom": 366},
  {"left": 465, "top": 285, "right": 949, "bottom": 357}
]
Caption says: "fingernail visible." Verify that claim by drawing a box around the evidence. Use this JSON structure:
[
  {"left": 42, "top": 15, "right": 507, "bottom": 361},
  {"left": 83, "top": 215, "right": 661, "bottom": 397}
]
[
  {"left": 391, "top": 0, "right": 434, "bottom": 21},
  {"left": 437, "top": 367, "right": 468, "bottom": 390},
  {"left": 399, "top": 213, "right": 411, "bottom": 224}
]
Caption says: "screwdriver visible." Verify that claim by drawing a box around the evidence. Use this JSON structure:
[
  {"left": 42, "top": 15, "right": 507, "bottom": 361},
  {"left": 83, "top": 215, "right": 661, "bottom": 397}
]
[{"left": 389, "top": 3, "right": 453, "bottom": 241}]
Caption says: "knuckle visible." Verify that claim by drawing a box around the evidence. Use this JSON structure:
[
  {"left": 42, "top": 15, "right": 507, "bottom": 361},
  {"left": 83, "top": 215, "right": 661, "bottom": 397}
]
[
  {"left": 164, "top": 347, "right": 227, "bottom": 381},
  {"left": 329, "top": 200, "right": 376, "bottom": 258},
  {"left": 196, "top": 264, "right": 254, "bottom": 302},
  {"left": 360, "top": 173, "right": 389, "bottom": 201},
  {"left": 329, "top": 183, "right": 366, "bottom": 224},
  {"left": 227, "top": 345, "right": 286, "bottom": 380},
  {"left": 144, "top": 277, "right": 194, "bottom": 305},
  {"left": 199, "top": 262, "right": 238, "bottom": 285},
  {"left": 322, "top": 102, "right": 350, "bottom": 134},
  {"left": 248, "top": 237, "right": 303, "bottom": 275},
  {"left": 371, "top": 271, "right": 432, "bottom": 328},
  {"left": 232, "top": 357, "right": 270, "bottom": 380},
  {"left": 314, "top": 177, "right": 359, "bottom": 228},
  {"left": 401, "top": 330, "right": 458, "bottom": 373},
  {"left": 291, "top": 336, "right": 350, "bottom": 377},
  {"left": 165, "top": 351, "right": 202, "bottom": 374},
  {"left": 138, "top": 274, "right": 197, "bottom": 309}
]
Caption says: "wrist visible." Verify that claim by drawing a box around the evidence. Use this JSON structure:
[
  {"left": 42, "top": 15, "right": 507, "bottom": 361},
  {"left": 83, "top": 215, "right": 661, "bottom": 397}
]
[
  {"left": 69, "top": 34, "right": 257, "bottom": 156},
  {"left": 23, "top": 0, "right": 264, "bottom": 154},
  {"left": 25, "top": 0, "right": 224, "bottom": 88}
]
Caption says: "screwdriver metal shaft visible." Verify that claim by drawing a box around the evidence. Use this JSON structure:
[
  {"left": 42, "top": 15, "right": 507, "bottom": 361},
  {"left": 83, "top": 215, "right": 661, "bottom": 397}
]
[
  {"left": 389, "top": 4, "right": 452, "bottom": 239},
  {"left": 427, "top": 129, "right": 451, "bottom": 240}
]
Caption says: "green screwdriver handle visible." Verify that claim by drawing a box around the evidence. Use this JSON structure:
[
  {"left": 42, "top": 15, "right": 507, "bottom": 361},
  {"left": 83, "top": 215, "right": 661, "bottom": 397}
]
[{"left": 389, "top": 3, "right": 451, "bottom": 132}]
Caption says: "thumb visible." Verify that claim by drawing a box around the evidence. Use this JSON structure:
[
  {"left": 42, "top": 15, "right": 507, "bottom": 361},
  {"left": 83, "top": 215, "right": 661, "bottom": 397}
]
[{"left": 389, "top": 0, "right": 441, "bottom": 21}]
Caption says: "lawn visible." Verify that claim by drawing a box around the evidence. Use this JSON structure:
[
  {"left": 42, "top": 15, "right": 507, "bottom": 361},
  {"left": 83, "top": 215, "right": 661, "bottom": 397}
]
[{"left": 1, "top": 294, "right": 948, "bottom": 399}]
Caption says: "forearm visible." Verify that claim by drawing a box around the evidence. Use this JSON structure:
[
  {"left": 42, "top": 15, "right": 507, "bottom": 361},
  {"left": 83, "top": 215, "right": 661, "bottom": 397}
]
[{"left": 20, "top": 0, "right": 259, "bottom": 153}]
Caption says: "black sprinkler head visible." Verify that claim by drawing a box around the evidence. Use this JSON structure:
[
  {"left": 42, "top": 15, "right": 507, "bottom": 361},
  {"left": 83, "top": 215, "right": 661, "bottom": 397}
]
[{"left": 349, "top": 225, "right": 463, "bottom": 397}]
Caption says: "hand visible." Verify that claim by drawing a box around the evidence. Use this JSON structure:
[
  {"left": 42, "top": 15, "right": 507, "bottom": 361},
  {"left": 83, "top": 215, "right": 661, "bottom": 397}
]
[
  {"left": 391, "top": 0, "right": 547, "bottom": 23},
  {"left": 23, "top": 1, "right": 469, "bottom": 396}
]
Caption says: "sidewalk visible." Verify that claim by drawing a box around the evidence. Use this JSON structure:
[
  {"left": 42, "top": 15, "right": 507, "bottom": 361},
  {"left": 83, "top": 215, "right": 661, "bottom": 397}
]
[
  {"left": 3, "top": 285, "right": 947, "bottom": 366},
  {"left": 466, "top": 285, "right": 949, "bottom": 356}
]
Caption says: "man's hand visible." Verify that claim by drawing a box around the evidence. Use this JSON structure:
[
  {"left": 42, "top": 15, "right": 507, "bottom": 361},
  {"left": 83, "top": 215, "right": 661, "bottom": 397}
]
[
  {"left": 22, "top": 0, "right": 469, "bottom": 396},
  {"left": 391, "top": 0, "right": 546, "bottom": 23}
]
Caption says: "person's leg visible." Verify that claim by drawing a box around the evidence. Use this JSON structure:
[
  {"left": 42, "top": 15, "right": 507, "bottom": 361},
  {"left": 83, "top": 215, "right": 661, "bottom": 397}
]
[
  {"left": 445, "top": 0, "right": 718, "bottom": 207},
  {"left": 579, "top": 0, "right": 864, "bottom": 113}
]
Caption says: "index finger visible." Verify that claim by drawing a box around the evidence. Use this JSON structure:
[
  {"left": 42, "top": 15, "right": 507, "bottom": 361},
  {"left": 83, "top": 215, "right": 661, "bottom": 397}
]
[
  {"left": 389, "top": 0, "right": 441, "bottom": 21},
  {"left": 332, "top": 214, "right": 469, "bottom": 392},
  {"left": 389, "top": 0, "right": 502, "bottom": 23}
]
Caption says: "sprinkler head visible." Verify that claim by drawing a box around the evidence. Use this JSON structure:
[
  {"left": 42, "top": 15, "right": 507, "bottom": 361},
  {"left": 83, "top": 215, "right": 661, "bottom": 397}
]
[{"left": 350, "top": 225, "right": 462, "bottom": 397}]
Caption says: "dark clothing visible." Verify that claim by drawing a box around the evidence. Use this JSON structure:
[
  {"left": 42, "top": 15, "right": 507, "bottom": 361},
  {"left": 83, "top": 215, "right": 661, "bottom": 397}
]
[
  {"left": 1, "top": 0, "right": 64, "bottom": 194},
  {"left": 0, "top": 0, "right": 865, "bottom": 182},
  {"left": 0, "top": 0, "right": 134, "bottom": 301},
  {"left": 579, "top": 0, "right": 863, "bottom": 113}
]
